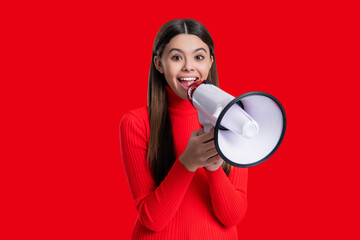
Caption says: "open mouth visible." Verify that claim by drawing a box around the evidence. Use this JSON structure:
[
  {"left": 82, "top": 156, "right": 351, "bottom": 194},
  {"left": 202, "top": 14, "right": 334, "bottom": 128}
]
[{"left": 177, "top": 77, "right": 199, "bottom": 89}]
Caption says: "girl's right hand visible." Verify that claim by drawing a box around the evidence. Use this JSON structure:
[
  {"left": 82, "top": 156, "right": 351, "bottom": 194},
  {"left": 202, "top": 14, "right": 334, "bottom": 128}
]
[{"left": 179, "top": 128, "right": 221, "bottom": 172}]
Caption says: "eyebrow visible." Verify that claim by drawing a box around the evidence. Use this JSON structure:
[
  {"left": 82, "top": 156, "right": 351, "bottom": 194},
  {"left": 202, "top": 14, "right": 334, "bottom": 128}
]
[{"left": 168, "top": 48, "right": 207, "bottom": 54}]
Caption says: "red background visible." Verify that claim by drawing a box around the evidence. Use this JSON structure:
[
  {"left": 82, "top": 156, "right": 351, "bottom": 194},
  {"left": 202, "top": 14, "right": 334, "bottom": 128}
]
[{"left": 2, "top": 1, "right": 359, "bottom": 239}]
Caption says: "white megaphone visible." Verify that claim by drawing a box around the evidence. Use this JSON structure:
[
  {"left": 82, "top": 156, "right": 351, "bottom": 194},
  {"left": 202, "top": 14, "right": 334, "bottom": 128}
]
[{"left": 187, "top": 80, "right": 286, "bottom": 167}]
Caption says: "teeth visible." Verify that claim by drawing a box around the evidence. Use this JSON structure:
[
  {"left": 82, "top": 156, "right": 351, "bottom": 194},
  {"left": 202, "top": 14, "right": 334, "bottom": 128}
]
[{"left": 179, "top": 77, "right": 197, "bottom": 81}]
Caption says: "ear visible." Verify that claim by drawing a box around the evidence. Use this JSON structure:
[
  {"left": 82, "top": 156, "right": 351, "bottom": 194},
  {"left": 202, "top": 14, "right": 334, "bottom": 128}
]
[
  {"left": 209, "top": 55, "right": 214, "bottom": 70},
  {"left": 154, "top": 56, "right": 164, "bottom": 74}
]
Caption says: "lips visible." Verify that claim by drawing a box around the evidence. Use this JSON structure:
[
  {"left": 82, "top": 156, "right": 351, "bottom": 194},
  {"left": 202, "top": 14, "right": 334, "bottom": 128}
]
[{"left": 177, "top": 77, "right": 199, "bottom": 89}]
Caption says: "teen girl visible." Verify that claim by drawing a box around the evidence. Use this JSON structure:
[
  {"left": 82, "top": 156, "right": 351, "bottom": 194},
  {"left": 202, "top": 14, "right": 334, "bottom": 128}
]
[{"left": 120, "top": 18, "right": 248, "bottom": 239}]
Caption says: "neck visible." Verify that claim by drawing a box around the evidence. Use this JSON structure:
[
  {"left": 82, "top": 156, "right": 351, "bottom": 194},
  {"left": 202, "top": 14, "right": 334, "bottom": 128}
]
[{"left": 166, "top": 86, "right": 196, "bottom": 111}]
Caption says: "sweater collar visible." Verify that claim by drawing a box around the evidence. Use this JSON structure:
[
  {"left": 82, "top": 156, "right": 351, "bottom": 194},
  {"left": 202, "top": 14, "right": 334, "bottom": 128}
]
[{"left": 166, "top": 86, "right": 196, "bottom": 111}]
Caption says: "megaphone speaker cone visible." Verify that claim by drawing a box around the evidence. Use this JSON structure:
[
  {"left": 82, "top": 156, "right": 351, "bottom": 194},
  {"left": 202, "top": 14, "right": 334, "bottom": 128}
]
[
  {"left": 215, "top": 92, "right": 286, "bottom": 167},
  {"left": 187, "top": 80, "right": 286, "bottom": 168}
]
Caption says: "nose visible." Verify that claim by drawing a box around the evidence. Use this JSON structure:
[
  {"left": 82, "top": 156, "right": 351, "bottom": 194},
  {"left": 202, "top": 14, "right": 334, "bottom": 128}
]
[{"left": 182, "top": 59, "right": 195, "bottom": 72}]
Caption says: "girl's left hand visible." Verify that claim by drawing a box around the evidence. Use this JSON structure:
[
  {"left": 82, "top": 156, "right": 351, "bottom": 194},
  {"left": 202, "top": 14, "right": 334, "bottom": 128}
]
[{"left": 204, "top": 156, "right": 224, "bottom": 171}]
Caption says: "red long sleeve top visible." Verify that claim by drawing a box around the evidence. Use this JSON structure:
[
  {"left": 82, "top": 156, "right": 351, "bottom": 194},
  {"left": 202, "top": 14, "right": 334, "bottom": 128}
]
[{"left": 120, "top": 87, "right": 248, "bottom": 239}]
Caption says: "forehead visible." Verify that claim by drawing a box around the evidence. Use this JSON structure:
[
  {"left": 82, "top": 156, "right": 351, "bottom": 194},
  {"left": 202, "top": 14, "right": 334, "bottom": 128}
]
[{"left": 164, "top": 34, "right": 209, "bottom": 53}]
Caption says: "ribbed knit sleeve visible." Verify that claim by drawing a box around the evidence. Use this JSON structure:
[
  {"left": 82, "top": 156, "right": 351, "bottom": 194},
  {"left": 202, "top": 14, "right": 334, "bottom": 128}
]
[
  {"left": 119, "top": 108, "right": 195, "bottom": 232},
  {"left": 206, "top": 166, "right": 248, "bottom": 227}
]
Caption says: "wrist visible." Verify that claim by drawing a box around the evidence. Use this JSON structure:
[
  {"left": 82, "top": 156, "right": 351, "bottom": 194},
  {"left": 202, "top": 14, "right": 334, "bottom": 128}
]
[{"left": 179, "top": 155, "right": 197, "bottom": 172}]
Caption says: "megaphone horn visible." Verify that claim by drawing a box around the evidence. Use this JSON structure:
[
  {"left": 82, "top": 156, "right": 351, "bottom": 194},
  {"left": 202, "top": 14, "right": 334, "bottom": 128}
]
[{"left": 187, "top": 80, "right": 286, "bottom": 168}]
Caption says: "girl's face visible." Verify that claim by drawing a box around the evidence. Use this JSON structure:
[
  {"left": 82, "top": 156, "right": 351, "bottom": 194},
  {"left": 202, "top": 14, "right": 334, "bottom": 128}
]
[{"left": 154, "top": 34, "right": 213, "bottom": 100}]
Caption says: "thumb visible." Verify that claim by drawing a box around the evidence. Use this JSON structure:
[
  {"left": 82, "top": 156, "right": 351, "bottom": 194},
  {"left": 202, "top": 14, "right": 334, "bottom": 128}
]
[{"left": 193, "top": 128, "right": 205, "bottom": 136}]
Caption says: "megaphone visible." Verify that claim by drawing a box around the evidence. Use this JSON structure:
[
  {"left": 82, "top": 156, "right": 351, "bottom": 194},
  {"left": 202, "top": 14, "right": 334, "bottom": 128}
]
[{"left": 187, "top": 80, "right": 286, "bottom": 167}]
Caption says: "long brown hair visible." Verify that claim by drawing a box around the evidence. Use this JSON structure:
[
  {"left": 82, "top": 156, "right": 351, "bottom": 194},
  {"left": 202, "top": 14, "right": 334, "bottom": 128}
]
[{"left": 148, "top": 19, "right": 231, "bottom": 186}]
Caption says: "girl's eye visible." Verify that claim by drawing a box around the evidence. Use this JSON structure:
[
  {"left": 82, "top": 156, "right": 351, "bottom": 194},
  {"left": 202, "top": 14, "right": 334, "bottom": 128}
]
[
  {"left": 195, "top": 55, "right": 204, "bottom": 60},
  {"left": 171, "top": 55, "right": 182, "bottom": 61}
]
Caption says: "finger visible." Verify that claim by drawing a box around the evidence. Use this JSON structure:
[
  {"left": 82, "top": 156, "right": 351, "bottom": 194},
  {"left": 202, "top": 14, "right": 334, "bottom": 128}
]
[
  {"left": 205, "top": 154, "right": 222, "bottom": 165},
  {"left": 204, "top": 148, "right": 219, "bottom": 160},
  {"left": 198, "top": 129, "right": 215, "bottom": 143},
  {"left": 203, "top": 140, "right": 216, "bottom": 151}
]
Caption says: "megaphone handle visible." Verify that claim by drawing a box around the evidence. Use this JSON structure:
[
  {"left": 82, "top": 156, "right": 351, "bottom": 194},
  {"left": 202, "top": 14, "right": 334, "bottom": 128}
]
[
  {"left": 198, "top": 112, "right": 213, "bottom": 133},
  {"left": 203, "top": 124, "right": 213, "bottom": 133}
]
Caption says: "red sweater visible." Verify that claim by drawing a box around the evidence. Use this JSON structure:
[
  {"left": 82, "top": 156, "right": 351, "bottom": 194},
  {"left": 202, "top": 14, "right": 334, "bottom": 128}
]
[{"left": 120, "top": 87, "right": 248, "bottom": 239}]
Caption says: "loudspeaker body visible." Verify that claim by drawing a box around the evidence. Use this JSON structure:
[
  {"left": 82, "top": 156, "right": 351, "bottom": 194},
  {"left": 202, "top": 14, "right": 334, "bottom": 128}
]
[{"left": 187, "top": 80, "right": 286, "bottom": 167}]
